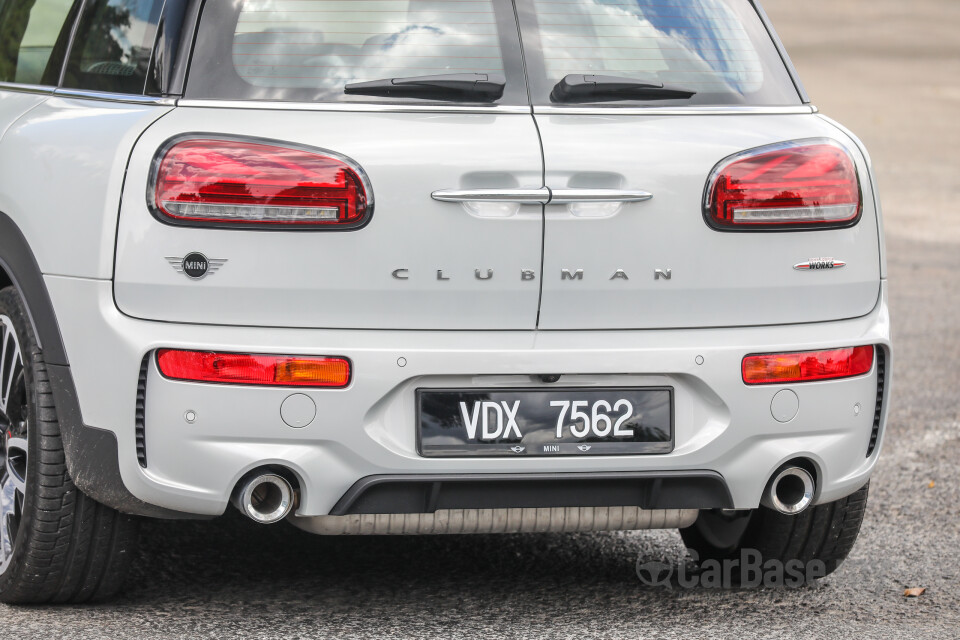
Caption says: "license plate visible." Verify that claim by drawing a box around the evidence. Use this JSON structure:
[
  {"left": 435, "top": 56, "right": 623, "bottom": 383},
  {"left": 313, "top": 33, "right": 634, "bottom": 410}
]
[{"left": 417, "top": 387, "right": 673, "bottom": 457}]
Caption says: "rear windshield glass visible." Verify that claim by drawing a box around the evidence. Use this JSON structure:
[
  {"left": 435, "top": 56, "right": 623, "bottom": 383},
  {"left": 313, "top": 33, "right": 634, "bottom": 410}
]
[
  {"left": 186, "top": 0, "right": 528, "bottom": 105},
  {"left": 518, "top": 0, "right": 800, "bottom": 106},
  {"left": 186, "top": 0, "right": 799, "bottom": 107}
]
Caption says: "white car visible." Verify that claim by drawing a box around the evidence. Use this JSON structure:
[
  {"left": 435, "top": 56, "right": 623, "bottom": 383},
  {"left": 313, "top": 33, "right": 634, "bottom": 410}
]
[{"left": 0, "top": 0, "right": 889, "bottom": 602}]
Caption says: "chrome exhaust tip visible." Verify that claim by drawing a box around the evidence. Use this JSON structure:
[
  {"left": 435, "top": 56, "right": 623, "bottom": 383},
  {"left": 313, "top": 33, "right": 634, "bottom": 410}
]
[
  {"left": 762, "top": 466, "right": 815, "bottom": 515},
  {"left": 234, "top": 473, "right": 295, "bottom": 524}
]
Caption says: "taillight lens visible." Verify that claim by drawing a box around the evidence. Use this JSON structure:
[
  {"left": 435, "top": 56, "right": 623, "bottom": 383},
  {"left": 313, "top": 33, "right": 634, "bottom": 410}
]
[
  {"left": 152, "top": 138, "right": 371, "bottom": 228},
  {"left": 742, "top": 346, "right": 874, "bottom": 385},
  {"left": 705, "top": 140, "right": 861, "bottom": 230},
  {"left": 156, "top": 350, "right": 351, "bottom": 387}
]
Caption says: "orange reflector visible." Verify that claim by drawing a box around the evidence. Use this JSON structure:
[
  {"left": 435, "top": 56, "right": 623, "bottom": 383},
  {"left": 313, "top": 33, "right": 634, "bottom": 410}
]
[
  {"left": 742, "top": 346, "right": 874, "bottom": 385},
  {"left": 156, "top": 350, "right": 351, "bottom": 388}
]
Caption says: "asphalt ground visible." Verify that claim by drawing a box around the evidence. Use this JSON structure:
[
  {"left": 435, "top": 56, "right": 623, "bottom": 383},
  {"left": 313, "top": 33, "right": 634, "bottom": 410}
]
[{"left": 3, "top": 0, "right": 958, "bottom": 637}]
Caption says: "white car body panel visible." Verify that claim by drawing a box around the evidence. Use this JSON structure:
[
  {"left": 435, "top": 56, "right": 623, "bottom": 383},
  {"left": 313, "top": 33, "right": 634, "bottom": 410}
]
[
  {"left": 0, "top": 97, "right": 171, "bottom": 278},
  {"left": 818, "top": 113, "right": 888, "bottom": 279},
  {"left": 0, "top": 89, "right": 46, "bottom": 140},
  {"left": 0, "top": 0, "right": 891, "bottom": 531},
  {"left": 535, "top": 113, "right": 881, "bottom": 329},
  {"left": 0, "top": 97, "right": 891, "bottom": 521},
  {"left": 114, "top": 108, "right": 545, "bottom": 329},
  {"left": 44, "top": 273, "right": 889, "bottom": 516}
]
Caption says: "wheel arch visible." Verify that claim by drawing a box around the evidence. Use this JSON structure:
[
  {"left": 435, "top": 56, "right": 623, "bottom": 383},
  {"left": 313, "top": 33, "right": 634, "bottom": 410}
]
[
  {"left": 0, "top": 211, "right": 68, "bottom": 366},
  {"left": 0, "top": 211, "right": 200, "bottom": 519}
]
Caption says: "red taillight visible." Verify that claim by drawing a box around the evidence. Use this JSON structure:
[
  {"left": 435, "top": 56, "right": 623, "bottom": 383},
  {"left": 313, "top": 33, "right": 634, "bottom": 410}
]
[
  {"left": 152, "top": 138, "right": 371, "bottom": 228},
  {"left": 705, "top": 140, "right": 861, "bottom": 230},
  {"left": 742, "top": 346, "right": 874, "bottom": 385},
  {"left": 156, "top": 350, "right": 351, "bottom": 387}
]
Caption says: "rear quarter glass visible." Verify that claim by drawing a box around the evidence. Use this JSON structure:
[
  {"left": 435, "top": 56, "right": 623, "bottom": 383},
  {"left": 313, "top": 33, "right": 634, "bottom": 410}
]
[
  {"left": 0, "top": 0, "right": 78, "bottom": 86},
  {"left": 184, "top": 0, "right": 529, "bottom": 105},
  {"left": 61, "top": 0, "right": 166, "bottom": 94}
]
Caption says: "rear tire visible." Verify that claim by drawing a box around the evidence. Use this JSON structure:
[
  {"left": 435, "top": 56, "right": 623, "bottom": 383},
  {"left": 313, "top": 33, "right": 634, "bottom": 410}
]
[
  {"left": 0, "top": 286, "right": 138, "bottom": 604},
  {"left": 680, "top": 483, "right": 869, "bottom": 579}
]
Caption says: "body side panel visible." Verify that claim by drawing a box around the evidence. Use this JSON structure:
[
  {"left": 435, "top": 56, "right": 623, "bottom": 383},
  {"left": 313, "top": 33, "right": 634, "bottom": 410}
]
[
  {"left": 0, "top": 88, "right": 70, "bottom": 363},
  {"left": 0, "top": 97, "right": 172, "bottom": 278},
  {"left": 817, "top": 113, "right": 888, "bottom": 279}
]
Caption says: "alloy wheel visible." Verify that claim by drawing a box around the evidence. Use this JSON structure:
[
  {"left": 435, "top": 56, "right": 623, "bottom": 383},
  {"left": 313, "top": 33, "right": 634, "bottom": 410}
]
[{"left": 0, "top": 315, "right": 28, "bottom": 574}]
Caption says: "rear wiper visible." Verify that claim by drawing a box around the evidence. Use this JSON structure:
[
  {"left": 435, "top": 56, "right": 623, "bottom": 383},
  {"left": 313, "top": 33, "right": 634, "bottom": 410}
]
[
  {"left": 344, "top": 73, "right": 505, "bottom": 102},
  {"left": 550, "top": 74, "right": 696, "bottom": 103}
]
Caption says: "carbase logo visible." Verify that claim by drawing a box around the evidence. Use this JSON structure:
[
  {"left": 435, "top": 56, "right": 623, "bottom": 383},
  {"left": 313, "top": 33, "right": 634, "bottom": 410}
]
[{"left": 636, "top": 548, "right": 827, "bottom": 589}]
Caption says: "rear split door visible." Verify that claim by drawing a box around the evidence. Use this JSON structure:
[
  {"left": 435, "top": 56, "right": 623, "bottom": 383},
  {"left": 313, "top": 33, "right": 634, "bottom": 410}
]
[
  {"left": 517, "top": 0, "right": 882, "bottom": 329},
  {"left": 114, "top": 0, "right": 545, "bottom": 330}
]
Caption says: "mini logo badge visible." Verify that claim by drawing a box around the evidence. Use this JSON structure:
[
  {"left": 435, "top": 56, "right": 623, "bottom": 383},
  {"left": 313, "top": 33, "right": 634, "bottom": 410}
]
[
  {"left": 577, "top": 445, "right": 592, "bottom": 452},
  {"left": 510, "top": 446, "right": 526, "bottom": 453},
  {"left": 794, "top": 258, "right": 846, "bottom": 271},
  {"left": 166, "top": 253, "right": 227, "bottom": 280}
]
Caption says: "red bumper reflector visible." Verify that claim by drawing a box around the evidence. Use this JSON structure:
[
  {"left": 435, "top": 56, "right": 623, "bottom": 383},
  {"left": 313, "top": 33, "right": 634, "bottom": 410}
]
[
  {"left": 156, "top": 350, "right": 351, "bottom": 388},
  {"left": 742, "top": 346, "right": 874, "bottom": 385}
]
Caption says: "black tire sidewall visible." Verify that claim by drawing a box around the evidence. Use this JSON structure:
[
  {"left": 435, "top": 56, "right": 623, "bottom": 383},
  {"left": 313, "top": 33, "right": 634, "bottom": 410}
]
[
  {"left": 0, "top": 287, "right": 49, "bottom": 591},
  {"left": 679, "top": 508, "right": 754, "bottom": 563},
  {"left": 680, "top": 482, "right": 870, "bottom": 581}
]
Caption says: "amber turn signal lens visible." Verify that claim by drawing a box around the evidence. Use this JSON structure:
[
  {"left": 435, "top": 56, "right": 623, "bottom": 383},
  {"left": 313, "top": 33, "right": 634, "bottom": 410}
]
[{"left": 274, "top": 359, "right": 350, "bottom": 386}]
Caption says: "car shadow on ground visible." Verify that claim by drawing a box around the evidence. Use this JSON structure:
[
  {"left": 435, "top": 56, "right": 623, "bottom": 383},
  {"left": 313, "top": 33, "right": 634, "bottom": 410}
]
[
  {"left": 121, "top": 510, "right": 850, "bottom": 618},
  {"left": 124, "top": 511, "right": 676, "bottom": 604}
]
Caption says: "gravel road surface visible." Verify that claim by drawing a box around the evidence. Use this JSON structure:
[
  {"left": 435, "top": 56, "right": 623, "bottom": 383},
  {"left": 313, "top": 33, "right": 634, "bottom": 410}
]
[{"left": 3, "top": 0, "right": 958, "bottom": 637}]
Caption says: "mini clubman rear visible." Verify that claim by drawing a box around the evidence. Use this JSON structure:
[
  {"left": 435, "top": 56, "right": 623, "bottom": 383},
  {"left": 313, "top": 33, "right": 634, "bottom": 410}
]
[{"left": 0, "top": 0, "right": 889, "bottom": 602}]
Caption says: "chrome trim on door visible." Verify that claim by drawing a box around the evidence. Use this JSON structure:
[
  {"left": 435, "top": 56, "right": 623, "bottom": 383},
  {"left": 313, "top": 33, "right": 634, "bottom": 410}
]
[
  {"left": 52, "top": 88, "right": 177, "bottom": 105},
  {"left": 176, "top": 101, "right": 814, "bottom": 116},
  {"left": 548, "top": 189, "right": 653, "bottom": 204},
  {"left": 178, "top": 99, "right": 532, "bottom": 114},
  {"left": 0, "top": 82, "right": 55, "bottom": 95},
  {"left": 431, "top": 188, "right": 550, "bottom": 203},
  {"left": 432, "top": 188, "right": 653, "bottom": 204},
  {"left": 534, "top": 105, "right": 818, "bottom": 116}
]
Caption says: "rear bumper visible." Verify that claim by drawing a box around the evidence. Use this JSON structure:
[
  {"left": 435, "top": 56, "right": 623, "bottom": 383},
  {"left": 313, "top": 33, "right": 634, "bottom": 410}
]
[{"left": 45, "top": 275, "right": 891, "bottom": 519}]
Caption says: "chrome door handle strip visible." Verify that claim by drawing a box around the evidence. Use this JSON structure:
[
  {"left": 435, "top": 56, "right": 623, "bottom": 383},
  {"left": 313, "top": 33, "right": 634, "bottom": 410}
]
[
  {"left": 548, "top": 189, "right": 653, "bottom": 204},
  {"left": 431, "top": 188, "right": 550, "bottom": 203},
  {"left": 431, "top": 188, "right": 652, "bottom": 204}
]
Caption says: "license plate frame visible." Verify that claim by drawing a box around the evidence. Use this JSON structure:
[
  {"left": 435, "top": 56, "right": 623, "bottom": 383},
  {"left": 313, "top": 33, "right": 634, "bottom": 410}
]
[{"left": 417, "top": 387, "right": 674, "bottom": 457}]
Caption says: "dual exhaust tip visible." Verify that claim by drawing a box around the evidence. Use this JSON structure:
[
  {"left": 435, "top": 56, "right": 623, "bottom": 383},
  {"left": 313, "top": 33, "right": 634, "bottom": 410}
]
[
  {"left": 762, "top": 465, "right": 816, "bottom": 515},
  {"left": 233, "top": 472, "right": 296, "bottom": 524}
]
